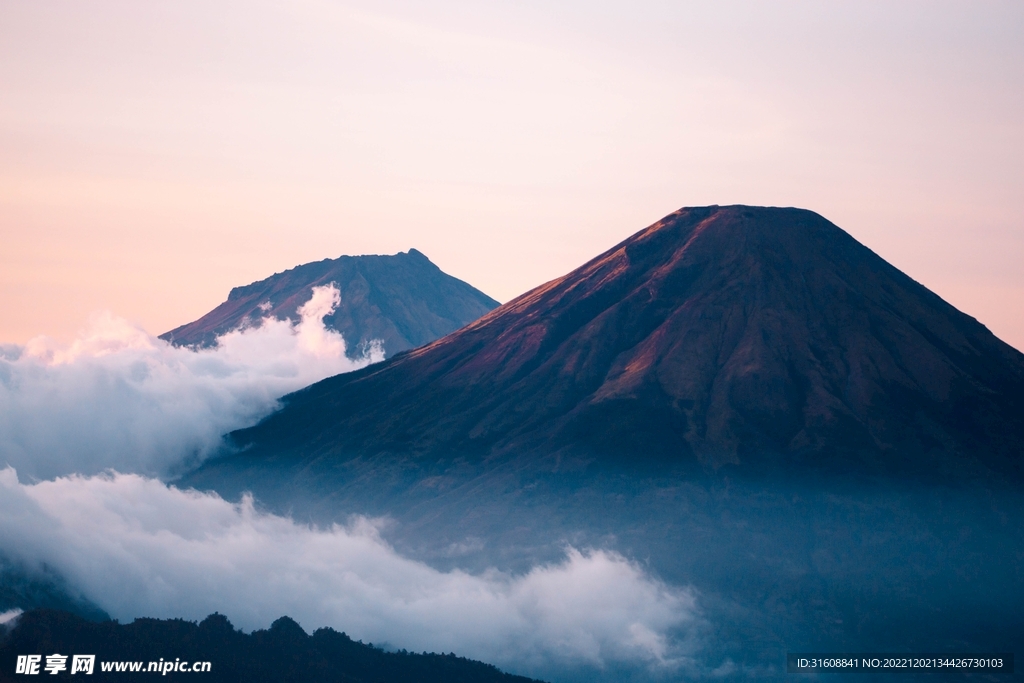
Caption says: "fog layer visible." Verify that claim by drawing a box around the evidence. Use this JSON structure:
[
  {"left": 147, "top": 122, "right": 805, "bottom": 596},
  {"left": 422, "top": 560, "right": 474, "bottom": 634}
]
[{"left": 0, "top": 468, "right": 698, "bottom": 672}]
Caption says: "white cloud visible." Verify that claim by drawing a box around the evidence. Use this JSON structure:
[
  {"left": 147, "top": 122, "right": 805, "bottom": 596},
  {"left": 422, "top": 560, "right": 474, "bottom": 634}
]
[
  {"left": 0, "top": 467, "right": 698, "bottom": 673},
  {"left": 0, "top": 285, "right": 381, "bottom": 480},
  {"left": 0, "top": 608, "right": 23, "bottom": 626}
]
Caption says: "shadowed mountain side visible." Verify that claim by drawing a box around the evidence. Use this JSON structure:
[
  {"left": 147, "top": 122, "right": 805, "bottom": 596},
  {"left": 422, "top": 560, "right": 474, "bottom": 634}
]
[
  {"left": 218, "top": 206, "right": 1024, "bottom": 481},
  {"left": 180, "top": 437, "right": 1024, "bottom": 679},
  {"left": 0, "top": 610, "right": 542, "bottom": 683},
  {"left": 0, "top": 559, "right": 108, "bottom": 623},
  {"left": 160, "top": 250, "right": 499, "bottom": 357}
]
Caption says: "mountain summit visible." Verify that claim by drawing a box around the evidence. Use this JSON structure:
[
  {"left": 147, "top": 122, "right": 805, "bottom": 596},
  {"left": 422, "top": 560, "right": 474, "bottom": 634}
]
[
  {"left": 161, "top": 249, "right": 499, "bottom": 356},
  {"left": 222, "top": 206, "right": 1024, "bottom": 480}
]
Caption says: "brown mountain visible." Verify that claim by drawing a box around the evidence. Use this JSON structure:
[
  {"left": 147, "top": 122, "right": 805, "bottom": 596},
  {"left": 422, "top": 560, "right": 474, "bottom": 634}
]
[
  {"left": 180, "top": 206, "right": 1024, "bottom": 677},
  {"left": 221, "top": 205, "right": 1024, "bottom": 480},
  {"left": 160, "top": 249, "right": 500, "bottom": 357}
]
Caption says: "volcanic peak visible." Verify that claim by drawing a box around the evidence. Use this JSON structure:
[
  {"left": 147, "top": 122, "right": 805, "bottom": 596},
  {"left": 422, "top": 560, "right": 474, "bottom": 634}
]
[{"left": 161, "top": 249, "right": 499, "bottom": 356}]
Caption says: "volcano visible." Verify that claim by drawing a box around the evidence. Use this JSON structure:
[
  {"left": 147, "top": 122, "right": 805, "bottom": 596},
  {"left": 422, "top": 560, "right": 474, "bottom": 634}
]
[
  {"left": 161, "top": 249, "right": 499, "bottom": 357},
  {"left": 217, "top": 205, "right": 1024, "bottom": 482},
  {"left": 178, "top": 207, "right": 1024, "bottom": 672}
]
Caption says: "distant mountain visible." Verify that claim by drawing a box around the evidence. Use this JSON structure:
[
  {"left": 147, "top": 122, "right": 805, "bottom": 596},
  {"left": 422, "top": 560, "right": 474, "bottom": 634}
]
[
  {"left": 214, "top": 206, "right": 1024, "bottom": 481},
  {"left": 160, "top": 250, "right": 499, "bottom": 357},
  {"left": 0, "top": 609, "right": 541, "bottom": 683}
]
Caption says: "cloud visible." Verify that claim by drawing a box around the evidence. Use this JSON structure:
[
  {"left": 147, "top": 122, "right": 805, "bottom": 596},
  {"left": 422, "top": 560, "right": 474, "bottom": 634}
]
[
  {"left": 0, "top": 285, "right": 381, "bottom": 480},
  {"left": 0, "top": 468, "right": 699, "bottom": 673},
  {"left": 0, "top": 609, "right": 22, "bottom": 626}
]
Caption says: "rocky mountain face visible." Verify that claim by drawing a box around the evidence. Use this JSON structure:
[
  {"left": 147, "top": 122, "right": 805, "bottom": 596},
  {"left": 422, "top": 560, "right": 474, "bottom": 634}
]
[
  {"left": 160, "top": 250, "right": 499, "bottom": 358},
  {"left": 221, "top": 206, "right": 1024, "bottom": 481}
]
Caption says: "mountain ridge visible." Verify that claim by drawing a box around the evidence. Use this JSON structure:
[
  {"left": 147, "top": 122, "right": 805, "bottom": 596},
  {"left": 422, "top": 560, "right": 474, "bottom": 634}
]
[{"left": 0, "top": 609, "right": 541, "bottom": 683}]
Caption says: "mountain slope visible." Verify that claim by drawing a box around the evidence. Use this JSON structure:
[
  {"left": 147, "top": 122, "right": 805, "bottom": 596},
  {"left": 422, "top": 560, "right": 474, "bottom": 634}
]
[
  {"left": 222, "top": 205, "right": 1024, "bottom": 480},
  {"left": 160, "top": 250, "right": 499, "bottom": 357}
]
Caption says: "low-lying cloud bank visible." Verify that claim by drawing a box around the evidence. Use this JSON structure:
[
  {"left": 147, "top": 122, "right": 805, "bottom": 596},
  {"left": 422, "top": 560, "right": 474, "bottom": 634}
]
[
  {"left": 0, "top": 285, "right": 380, "bottom": 480},
  {"left": 0, "top": 468, "right": 698, "bottom": 672}
]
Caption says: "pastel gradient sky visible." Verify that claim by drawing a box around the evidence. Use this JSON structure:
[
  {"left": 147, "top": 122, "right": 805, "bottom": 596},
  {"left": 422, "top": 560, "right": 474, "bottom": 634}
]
[{"left": 2, "top": 1, "right": 1022, "bottom": 349}]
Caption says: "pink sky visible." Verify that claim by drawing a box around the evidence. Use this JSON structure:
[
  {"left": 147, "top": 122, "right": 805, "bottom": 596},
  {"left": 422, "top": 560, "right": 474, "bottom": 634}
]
[{"left": 2, "top": 1, "right": 1022, "bottom": 350}]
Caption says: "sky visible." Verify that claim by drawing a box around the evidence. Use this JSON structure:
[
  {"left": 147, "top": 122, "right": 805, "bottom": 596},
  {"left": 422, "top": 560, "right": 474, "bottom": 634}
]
[{"left": 1, "top": 0, "right": 1022, "bottom": 350}]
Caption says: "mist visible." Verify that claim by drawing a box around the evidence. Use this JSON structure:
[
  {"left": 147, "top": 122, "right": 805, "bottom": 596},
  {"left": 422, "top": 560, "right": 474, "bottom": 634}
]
[
  {"left": 0, "top": 284, "right": 381, "bottom": 480},
  {"left": 0, "top": 467, "right": 699, "bottom": 675}
]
